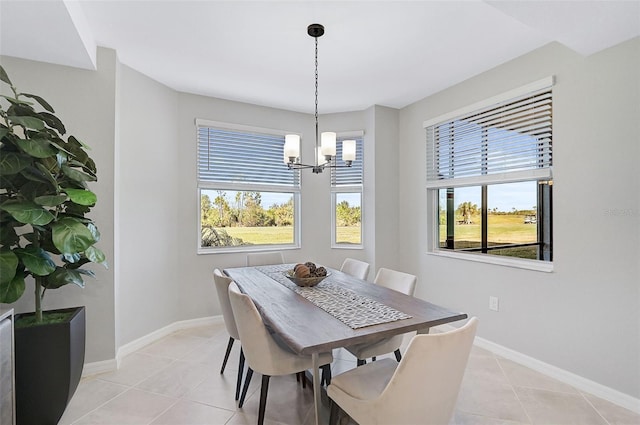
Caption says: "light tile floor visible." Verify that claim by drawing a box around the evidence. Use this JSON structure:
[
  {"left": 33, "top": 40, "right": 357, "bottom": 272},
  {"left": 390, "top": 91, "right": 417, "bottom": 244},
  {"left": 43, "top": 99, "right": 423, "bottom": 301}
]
[{"left": 60, "top": 324, "right": 640, "bottom": 425}]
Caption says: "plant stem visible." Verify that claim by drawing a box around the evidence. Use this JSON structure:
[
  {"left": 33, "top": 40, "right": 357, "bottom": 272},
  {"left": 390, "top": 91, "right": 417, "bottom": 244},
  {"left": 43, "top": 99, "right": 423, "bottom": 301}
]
[{"left": 35, "top": 277, "right": 43, "bottom": 323}]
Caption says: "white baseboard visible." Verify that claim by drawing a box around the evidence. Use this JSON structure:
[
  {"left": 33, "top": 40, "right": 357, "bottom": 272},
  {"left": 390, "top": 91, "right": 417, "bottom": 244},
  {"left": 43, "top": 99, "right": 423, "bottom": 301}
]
[
  {"left": 82, "top": 358, "right": 118, "bottom": 377},
  {"left": 82, "top": 315, "right": 223, "bottom": 377},
  {"left": 436, "top": 323, "right": 640, "bottom": 414}
]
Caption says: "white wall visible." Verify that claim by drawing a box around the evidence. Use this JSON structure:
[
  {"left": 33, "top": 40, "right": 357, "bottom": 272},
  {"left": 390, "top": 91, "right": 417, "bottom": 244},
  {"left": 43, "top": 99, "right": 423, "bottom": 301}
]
[
  {"left": 398, "top": 39, "right": 640, "bottom": 399},
  {"left": 115, "top": 63, "right": 181, "bottom": 346}
]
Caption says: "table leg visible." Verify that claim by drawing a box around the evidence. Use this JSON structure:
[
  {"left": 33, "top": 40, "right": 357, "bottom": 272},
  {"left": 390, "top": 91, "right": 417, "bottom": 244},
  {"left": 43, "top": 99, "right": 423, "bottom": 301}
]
[{"left": 312, "top": 352, "right": 321, "bottom": 425}]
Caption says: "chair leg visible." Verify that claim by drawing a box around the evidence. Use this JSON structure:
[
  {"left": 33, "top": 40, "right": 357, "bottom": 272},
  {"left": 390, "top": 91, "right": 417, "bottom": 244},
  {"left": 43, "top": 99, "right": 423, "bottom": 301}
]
[
  {"left": 394, "top": 348, "right": 402, "bottom": 362},
  {"left": 239, "top": 367, "right": 253, "bottom": 407},
  {"left": 321, "top": 364, "right": 332, "bottom": 386},
  {"left": 257, "top": 375, "right": 271, "bottom": 425},
  {"left": 357, "top": 359, "right": 366, "bottom": 367},
  {"left": 329, "top": 399, "right": 340, "bottom": 425},
  {"left": 235, "top": 348, "right": 245, "bottom": 401},
  {"left": 221, "top": 337, "right": 235, "bottom": 374}
]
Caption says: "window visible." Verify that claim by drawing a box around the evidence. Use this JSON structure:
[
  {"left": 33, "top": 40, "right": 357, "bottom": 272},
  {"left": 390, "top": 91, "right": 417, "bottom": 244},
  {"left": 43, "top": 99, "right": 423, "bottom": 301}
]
[
  {"left": 331, "top": 133, "right": 364, "bottom": 248},
  {"left": 197, "top": 120, "right": 300, "bottom": 251},
  {"left": 425, "top": 78, "right": 553, "bottom": 268}
]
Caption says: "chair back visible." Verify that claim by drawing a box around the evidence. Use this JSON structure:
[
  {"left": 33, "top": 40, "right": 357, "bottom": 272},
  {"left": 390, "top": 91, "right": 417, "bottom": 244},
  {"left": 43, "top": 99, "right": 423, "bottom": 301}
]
[
  {"left": 340, "top": 258, "right": 370, "bottom": 280},
  {"left": 246, "top": 251, "right": 284, "bottom": 266},
  {"left": 228, "top": 282, "right": 312, "bottom": 376},
  {"left": 378, "top": 317, "right": 478, "bottom": 424},
  {"left": 213, "top": 269, "right": 240, "bottom": 340},
  {"left": 374, "top": 268, "right": 417, "bottom": 296}
]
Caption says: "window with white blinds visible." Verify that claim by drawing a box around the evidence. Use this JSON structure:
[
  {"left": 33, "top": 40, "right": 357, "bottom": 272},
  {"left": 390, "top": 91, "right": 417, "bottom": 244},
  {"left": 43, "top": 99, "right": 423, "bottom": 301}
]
[
  {"left": 425, "top": 79, "right": 552, "bottom": 188},
  {"left": 197, "top": 124, "right": 299, "bottom": 188},
  {"left": 424, "top": 78, "right": 554, "bottom": 269},
  {"left": 331, "top": 135, "right": 364, "bottom": 248},
  {"left": 331, "top": 137, "right": 364, "bottom": 187},
  {"left": 196, "top": 120, "right": 300, "bottom": 252}
]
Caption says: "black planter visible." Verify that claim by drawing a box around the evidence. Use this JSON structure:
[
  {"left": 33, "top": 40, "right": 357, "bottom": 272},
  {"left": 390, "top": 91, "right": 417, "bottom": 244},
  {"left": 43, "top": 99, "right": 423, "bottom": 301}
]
[{"left": 14, "top": 306, "right": 86, "bottom": 425}]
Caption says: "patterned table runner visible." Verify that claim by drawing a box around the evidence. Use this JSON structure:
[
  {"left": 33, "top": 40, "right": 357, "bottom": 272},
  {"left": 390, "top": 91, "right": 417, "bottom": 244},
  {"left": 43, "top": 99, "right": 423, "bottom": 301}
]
[{"left": 257, "top": 264, "right": 412, "bottom": 329}]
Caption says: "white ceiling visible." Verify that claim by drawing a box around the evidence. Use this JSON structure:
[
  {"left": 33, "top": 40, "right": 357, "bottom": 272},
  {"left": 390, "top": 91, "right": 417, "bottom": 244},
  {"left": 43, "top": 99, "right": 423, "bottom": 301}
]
[{"left": 1, "top": 1, "right": 638, "bottom": 114}]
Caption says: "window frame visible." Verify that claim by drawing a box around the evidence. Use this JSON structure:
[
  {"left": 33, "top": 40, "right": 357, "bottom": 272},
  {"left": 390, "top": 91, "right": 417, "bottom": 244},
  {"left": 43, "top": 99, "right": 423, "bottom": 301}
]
[
  {"left": 196, "top": 119, "right": 301, "bottom": 254},
  {"left": 331, "top": 131, "right": 364, "bottom": 249},
  {"left": 424, "top": 78, "right": 554, "bottom": 272}
]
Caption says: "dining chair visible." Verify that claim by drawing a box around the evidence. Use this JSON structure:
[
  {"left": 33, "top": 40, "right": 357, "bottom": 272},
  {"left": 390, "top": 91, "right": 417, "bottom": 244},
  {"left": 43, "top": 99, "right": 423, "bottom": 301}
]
[
  {"left": 246, "top": 251, "right": 284, "bottom": 266},
  {"left": 228, "top": 282, "right": 333, "bottom": 425},
  {"left": 340, "top": 258, "right": 370, "bottom": 280},
  {"left": 328, "top": 317, "right": 478, "bottom": 425},
  {"left": 213, "top": 269, "right": 245, "bottom": 401},
  {"left": 345, "top": 267, "right": 417, "bottom": 365}
]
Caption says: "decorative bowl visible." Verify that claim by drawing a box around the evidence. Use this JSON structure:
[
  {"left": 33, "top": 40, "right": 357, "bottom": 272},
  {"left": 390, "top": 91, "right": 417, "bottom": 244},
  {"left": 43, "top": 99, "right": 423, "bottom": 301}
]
[{"left": 284, "top": 269, "right": 330, "bottom": 287}]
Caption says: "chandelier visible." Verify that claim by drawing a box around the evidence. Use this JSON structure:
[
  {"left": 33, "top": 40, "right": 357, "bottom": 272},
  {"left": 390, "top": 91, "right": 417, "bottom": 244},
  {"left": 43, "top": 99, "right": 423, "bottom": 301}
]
[{"left": 284, "top": 24, "right": 356, "bottom": 174}]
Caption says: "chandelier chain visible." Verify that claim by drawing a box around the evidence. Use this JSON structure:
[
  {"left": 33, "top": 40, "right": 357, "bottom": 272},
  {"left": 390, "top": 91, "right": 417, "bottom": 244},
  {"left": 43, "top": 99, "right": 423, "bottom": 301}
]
[
  {"left": 314, "top": 36, "right": 319, "bottom": 142},
  {"left": 285, "top": 24, "right": 353, "bottom": 174}
]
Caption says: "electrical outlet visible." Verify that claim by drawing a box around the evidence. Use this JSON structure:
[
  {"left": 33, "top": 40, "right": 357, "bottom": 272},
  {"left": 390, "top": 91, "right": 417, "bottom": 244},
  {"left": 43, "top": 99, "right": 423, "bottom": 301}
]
[{"left": 489, "top": 296, "right": 499, "bottom": 312}]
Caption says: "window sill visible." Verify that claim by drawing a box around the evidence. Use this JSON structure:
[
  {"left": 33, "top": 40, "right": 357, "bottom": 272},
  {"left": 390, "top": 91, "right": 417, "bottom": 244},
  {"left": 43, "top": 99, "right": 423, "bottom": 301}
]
[
  {"left": 427, "top": 250, "right": 553, "bottom": 273},
  {"left": 198, "top": 244, "right": 300, "bottom": 255},
  {"left": 331, "top": 244, "right": 363, "bottom": 250}
]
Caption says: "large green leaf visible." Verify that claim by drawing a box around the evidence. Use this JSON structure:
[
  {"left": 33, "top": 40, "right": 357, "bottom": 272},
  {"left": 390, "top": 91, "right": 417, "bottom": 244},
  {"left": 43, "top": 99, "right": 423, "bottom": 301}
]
[
  {"left": 15, "top": 246, "right": 56, "bottom": 276},
  {"left": 0, "top": 95, "right": 33, "bottom": 106},
  {"left": 85, "top": 246, "right": 107, "bottom": 265},
  {"left": 34, "top": 194, "right": 67, "bottom": 207},
  {"left": 21, "top": 93, "right": 55, "bottom": 113},
  {"left": 35, "top": 162, "right": 59, "bottom": 188},
  {"left": 8, "top": 115, "right": 45, "bottom": 130},
  {"left": 64, "top": 188, "right": 97, "bottom": 206},
  {"left": 43, "top": 267, "right": 84, "bottom": 289},
  {"left": 0, "top": 224, "right": 20, "bottom": 248},
  {"left": 20, "top": 166, "right": 51, "bottom": 185},
  {"left": 39, "top": 112, "right": 66, "bottom": 135},
  {"left": 14, "top": 137, "right": 57, "bottom": 158},
  {"left": 0, "top": 200, "right": 55, "bottom": 225},
  {"left": 0, "top": 126, "right": 8, "bottom": 140},
  {"left": 0, "top": 250, "right": 18, "bottom": 285},
  {"left": 87, "top": 222, "right": 100, "bottom": 242},
  {"left": 51, "top": 217, "right": 96, "bottom": 254},
  {"left": 61, "top": 164, "right": 96, "bottom": 183},
  {"left": 0, "top": 152, "right": 31, "bottom": 175},
  {"left": 0, "top": 272, "right": 25, "bottom": 303},
  {"left": 0, "top": 66, "right": 12, "bottom": 86}
]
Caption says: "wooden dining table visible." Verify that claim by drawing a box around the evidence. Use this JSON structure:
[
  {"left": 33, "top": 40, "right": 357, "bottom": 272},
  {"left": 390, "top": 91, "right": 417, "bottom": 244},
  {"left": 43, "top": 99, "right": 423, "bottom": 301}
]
[{"left": 224, "top": 264, "right": 468, "bottom": 425}]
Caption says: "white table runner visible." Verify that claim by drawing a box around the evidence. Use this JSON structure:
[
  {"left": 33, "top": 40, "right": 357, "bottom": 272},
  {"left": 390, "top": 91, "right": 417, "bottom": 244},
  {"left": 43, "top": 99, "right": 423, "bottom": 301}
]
[{"left": 257, "top": 264, "right": 412, "bottom": 329}]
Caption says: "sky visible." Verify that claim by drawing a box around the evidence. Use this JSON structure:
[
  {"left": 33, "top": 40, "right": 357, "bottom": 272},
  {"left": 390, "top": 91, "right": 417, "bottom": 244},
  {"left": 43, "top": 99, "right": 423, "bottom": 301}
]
[{"left": 440, "top": 181, "right": 537, "bottom": 212}]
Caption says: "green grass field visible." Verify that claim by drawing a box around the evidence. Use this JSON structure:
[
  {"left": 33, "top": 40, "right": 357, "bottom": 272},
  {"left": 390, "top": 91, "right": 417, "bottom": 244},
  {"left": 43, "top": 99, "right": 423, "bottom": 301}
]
[
  {"left": 440, "top": 214, "right": 537, "bottom": 244},
  {"left": 215, "top": 215, "right": 534, "bottom": 248},
  {"left": 216, "top": 225, "right": 361, "bottom": 245}
]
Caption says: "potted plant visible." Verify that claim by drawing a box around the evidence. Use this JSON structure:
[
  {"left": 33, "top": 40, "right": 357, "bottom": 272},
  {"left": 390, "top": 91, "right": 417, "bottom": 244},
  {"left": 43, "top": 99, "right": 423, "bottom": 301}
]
[{"left": 0, "top": 65, "right": 107, "bottom": 425}]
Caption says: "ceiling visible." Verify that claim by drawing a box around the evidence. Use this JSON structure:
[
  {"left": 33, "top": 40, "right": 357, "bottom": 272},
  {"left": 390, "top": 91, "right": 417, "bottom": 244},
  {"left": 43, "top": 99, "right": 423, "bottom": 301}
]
[{"left": 1, "top": 1, "right": 639, "bottom": 114}]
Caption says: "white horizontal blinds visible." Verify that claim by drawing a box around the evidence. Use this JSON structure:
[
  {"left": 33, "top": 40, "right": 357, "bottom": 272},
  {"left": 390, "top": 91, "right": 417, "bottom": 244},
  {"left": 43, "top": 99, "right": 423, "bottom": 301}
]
[
  {"left": 426, "top": 86, "right": 552, "bottom": 188},
  {"left": 331, "top": 137, "right": 364, "bottom": 186},
  {"left": 198, "top": 126, "right": 299, "bottom": 187}
]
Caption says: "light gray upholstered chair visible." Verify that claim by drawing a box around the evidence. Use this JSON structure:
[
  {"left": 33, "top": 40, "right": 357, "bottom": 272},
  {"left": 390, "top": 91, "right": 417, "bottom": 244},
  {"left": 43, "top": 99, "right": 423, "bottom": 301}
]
[
  {"left": 328, "top": 317, "right": 478, "bottom": 425},
  {"left": 246, "top": 251, "right": 284, "bottom": 266},
  {"left": 212, "top": 269, "right": 245, "bottom": 401},
  {"left": 228, "top": 282, "right": 333, "bottom": 425},
  {"left": 346, "top": 267, "right": 417, "bottom": 365},
  {"left": 340, "top": 258, "right": 370, "bottom": 280}
]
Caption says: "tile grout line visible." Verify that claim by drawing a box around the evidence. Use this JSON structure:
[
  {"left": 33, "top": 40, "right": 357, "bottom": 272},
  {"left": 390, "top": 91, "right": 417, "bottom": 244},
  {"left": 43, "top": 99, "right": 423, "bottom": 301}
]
[
  {"left": 581, "top": 391, "right": 613, "bottom": 425},
  {"left": 494, "top": 355, "right": 534, "bottom": 425}
]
